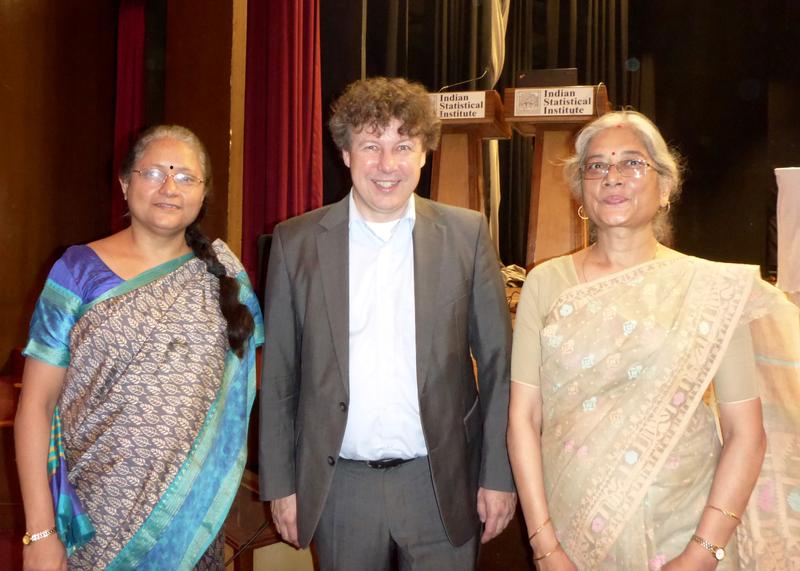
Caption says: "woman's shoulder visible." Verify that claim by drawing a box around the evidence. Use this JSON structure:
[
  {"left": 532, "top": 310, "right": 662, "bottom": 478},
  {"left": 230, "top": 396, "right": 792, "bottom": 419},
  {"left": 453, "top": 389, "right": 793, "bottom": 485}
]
[
  {"left": 48, "top": 244, "right": 102, "bottom": 286},
  {"left": 57, "top": 243, "right": 98, "bottom": 266},
  {"left": 55, "top": 244, "right": 123, "bottom": 302},
  {"left": 679, "top": 255, "right": 760, "bottom": 280},
  {"left": 519, "top": 255, "right": 578, "bottom": 317},
  {"left": 526, "top": 254, "right": 578, "bottom": 287}
]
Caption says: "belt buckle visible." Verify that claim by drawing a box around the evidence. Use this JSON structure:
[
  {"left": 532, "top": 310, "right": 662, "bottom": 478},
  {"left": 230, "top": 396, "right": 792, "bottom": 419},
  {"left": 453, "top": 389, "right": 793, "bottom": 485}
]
[{"left": 366, "top": 458, "right": 407, "bottom": 469}]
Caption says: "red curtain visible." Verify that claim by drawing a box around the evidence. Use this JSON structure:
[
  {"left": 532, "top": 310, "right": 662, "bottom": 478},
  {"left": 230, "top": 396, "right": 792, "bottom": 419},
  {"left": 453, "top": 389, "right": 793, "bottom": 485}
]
[
  {"left": 242, "top": 0, "right": 324, "bottom": 282},
  {"left": 110, "top": 0, "right": 146, "bottom": 232}
]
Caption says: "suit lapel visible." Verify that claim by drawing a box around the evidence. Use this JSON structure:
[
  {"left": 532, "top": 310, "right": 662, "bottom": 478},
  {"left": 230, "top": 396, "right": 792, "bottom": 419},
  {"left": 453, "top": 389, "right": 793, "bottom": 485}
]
[
  {"left": 413, "top": 197, "right": 445, "bottom": 393},
  {"left": 317, "top": 197, "right": 350, "bottom": 396}
]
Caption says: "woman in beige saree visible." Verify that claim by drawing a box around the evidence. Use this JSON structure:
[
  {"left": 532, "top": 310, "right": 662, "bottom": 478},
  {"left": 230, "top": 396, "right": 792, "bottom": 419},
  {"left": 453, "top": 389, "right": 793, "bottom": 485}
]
[{"left": 508, "top": 111, "right": 800, "bottom": 570}]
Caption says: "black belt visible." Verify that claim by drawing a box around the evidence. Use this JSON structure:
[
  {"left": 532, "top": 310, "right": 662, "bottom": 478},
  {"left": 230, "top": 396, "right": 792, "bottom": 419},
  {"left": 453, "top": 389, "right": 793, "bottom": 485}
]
[
  {"left": 366, "top": 458, "right": 413, "bottom": 469},
  {"left": 352, "top": 457, "right": 414, "bottom": 469}
]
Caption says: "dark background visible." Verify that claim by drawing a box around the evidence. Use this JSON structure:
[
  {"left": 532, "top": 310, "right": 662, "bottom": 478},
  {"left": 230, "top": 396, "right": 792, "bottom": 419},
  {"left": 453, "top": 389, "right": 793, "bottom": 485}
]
[{"left": 320, "top": 0, "right": 799, "bottom": 271}]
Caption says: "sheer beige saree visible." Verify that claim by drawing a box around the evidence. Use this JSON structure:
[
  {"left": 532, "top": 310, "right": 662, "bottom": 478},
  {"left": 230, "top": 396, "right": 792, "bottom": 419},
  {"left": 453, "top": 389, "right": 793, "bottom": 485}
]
[{"left": 538, "top": 256, "right": 799, "bottom": 569}]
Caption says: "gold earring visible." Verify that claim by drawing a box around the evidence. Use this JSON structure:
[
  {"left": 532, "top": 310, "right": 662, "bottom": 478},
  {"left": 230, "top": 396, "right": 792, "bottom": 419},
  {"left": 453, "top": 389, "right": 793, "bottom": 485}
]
[
  {"left": 577, "top": 205, "right": 589, "bottom": 220},
  {"left": 660, "top": 202, "right": 671, "bottom": 214}
]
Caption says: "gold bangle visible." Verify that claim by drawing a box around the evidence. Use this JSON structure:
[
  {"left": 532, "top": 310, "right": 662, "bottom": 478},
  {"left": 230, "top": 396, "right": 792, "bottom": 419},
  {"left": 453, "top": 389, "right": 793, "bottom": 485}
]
[
  {"left": 533, "top": 541, "right": 561, "bottom": 561},
  {"left": 706, "top": 504, "right": 741, "bottom": 521},
  {"left": 528, "top": 516, "right": 552, "bottom": 541}
]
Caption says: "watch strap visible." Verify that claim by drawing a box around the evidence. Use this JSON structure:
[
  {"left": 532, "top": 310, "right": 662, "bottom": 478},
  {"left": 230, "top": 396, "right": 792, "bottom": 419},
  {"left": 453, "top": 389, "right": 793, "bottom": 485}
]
[{"left": 691, "top": 534, "right": 726, "bottom": 561}]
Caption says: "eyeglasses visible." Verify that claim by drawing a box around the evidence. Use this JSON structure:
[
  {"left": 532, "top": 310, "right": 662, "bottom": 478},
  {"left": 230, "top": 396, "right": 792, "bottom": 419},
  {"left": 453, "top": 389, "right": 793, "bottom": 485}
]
[
  {"left": 132, "top": 167, "right": 204, "bottom": 189},
  {"left": 581, "top": 159, "right": 654, "bottom": 180}
]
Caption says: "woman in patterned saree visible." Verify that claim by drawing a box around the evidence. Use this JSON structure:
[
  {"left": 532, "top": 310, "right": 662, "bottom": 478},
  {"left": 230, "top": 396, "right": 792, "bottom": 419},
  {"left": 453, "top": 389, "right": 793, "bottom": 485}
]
[
  {"left": 508, "top": 110, "right": 800, "bottom": 570},
  {"left": 15, "top": 125, "right": 264, "bottom": 570}
]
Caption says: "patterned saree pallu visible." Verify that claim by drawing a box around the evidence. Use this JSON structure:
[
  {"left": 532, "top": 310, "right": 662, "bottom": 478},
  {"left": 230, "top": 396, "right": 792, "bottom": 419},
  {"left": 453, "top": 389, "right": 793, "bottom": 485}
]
[{"left": 537, "top": 257, "right": 799, "bottom": 570}]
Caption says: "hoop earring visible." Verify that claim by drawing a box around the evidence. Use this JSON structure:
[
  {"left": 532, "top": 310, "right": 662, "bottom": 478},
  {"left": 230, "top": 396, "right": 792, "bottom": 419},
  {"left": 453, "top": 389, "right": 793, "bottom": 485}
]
[{"left": 577, "top": 205, "right": 589, "bottom": 220}]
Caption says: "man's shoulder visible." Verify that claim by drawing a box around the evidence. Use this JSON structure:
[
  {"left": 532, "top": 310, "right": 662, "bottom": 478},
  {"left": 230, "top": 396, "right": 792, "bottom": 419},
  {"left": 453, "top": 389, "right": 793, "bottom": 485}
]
[
  {"left": 274, "top": 199, "right": 347, "bottom": 235},
  {"left": 416, "top": 196, "right": 484, "bottom": 227}
]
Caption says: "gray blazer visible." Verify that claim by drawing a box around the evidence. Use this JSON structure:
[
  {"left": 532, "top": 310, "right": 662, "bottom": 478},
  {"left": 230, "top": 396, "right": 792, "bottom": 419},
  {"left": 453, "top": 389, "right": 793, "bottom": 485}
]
[{"left": 258, "top": 195, "right": 514, "bottom": 548}]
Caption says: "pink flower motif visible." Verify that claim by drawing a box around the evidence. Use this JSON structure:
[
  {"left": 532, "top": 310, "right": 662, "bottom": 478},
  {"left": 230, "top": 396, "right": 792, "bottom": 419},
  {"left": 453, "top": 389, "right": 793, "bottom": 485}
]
[
  {"left": 671, "top": 391, "right": 686, "bottom": 407},
  {"left": 591, "top": 515, "right": 606, "bottom": 533},
  {"left": 648, "top": 554, "right": 667, "bottom": 570},
  {"left": 665, "top": 455, "right": 680, "bottom": 470},
  {"left": 564, "top": 440, "right": 575, "bottom": 453},
  {"left": 577, "top": 445, "right": 589, "bottom": 459},
  {"left": 758, "top": 481, "right": 776, "bottom": 512}
]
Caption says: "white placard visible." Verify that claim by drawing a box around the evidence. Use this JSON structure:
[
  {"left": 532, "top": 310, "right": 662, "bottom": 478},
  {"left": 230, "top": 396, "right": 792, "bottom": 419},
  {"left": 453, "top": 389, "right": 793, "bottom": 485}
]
[
  {"left": 431, "top": 91, "right": 487, "bottom": 119},
  {"left": 514, "top": 86, "right": 595, "bottom": 117}
]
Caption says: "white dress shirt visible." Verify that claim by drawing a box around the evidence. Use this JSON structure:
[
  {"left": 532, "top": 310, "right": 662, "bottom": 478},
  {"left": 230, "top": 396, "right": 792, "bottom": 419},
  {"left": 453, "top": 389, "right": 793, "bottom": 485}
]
[{"left": 339, "top": 192, "right": 427, "bottom": 460}]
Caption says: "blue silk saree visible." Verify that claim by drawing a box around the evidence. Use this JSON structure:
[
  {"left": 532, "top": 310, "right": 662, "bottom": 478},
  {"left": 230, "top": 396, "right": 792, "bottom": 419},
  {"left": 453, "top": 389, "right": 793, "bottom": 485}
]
[{"left": 24, "top": 240, "right": 264, "bottom": 570}]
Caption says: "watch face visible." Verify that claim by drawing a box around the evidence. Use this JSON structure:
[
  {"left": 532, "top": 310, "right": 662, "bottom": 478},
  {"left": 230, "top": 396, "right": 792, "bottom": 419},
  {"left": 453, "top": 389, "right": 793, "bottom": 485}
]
[
  {"left": 715, "top": 547, "right": 726, "bottom": 561},
  {"left": 22, "top": 535, "right": 31, "bottom": 545}
]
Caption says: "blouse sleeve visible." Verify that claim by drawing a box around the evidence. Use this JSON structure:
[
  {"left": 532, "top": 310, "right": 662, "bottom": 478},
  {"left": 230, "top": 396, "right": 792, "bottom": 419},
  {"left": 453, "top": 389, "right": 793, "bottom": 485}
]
[
  {"left": 713, "top": 323, "right": 759, "bottom": 404},
  {"left": 22, "top": 258, "right": 83, "bottom": 368},
  {"left": 511, "top": 272, "right": 544, "bottom": 387}
]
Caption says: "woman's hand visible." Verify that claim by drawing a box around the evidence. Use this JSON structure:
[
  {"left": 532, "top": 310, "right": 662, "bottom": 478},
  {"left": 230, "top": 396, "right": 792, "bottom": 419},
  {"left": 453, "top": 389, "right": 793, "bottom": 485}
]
[
  {"left": 534, "top": 545, "right": 578, "bottom": 570},
  {"left": 22, "top": 536, "right": 67, "bottom": 571},
  {"left": 661, "top": 547, "right": 717, "bottom": 571}
]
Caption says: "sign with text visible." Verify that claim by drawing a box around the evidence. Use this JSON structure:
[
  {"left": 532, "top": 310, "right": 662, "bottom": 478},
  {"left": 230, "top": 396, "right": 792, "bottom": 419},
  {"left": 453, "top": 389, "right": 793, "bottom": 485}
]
[
  {"left": 431, "top": 91, "right": 487, "bottom": 119},
  {"left": 514, "top": 86, "right": 595, "bottom": 117}
]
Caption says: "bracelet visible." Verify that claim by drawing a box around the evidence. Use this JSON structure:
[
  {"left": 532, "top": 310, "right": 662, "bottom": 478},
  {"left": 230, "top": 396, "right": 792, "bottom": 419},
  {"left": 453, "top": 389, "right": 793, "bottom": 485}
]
[
  {"left": 528, "top": 516, "right": 552, "bottom": 541},
  {"left": 22, "top": 527, "right": 57, "bottom": 545},
  {"left": 705, "top": 504, "right": 741, "bottom": 521},
  {"left": 533, "top": 541, "right": 561, "bottom": 561}
]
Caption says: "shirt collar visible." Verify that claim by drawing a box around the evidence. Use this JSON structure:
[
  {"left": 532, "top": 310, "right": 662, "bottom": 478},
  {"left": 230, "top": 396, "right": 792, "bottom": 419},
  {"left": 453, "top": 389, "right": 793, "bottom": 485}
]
[{"left": 348, "top": 190, "right": 416, "bottom": 229}]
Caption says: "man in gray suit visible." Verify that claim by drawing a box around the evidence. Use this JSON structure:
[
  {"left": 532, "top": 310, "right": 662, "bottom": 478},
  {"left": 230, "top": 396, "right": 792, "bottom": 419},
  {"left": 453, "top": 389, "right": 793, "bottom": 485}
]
[{"left": 259, "top": 77, "right": 515, "bottom": 570}]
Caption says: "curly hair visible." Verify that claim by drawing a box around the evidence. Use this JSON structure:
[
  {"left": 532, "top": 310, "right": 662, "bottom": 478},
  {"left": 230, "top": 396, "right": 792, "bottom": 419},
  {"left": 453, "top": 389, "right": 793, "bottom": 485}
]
[
  {"left": 119, "top": 125, "right": 254, "bottom": 357},
  {"left": 328, "top": 77, "right": 441, "bottom": 152},
  {"left": 562, "top": 110, "right": 685, "bottom": 243}
]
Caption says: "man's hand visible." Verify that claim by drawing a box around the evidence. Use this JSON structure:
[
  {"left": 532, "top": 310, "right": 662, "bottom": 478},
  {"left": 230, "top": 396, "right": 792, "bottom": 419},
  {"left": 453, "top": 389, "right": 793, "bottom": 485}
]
[
  {"left": 270, "top": 493, "right": 299, "bottom": 547},
  {"left": 476, "top": 487, "right": 517, "bottom": 543}
]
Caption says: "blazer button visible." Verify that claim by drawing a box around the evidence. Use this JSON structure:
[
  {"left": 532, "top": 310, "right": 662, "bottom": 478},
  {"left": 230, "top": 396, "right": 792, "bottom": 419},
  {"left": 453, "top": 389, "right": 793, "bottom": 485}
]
[
  {"left": 327, "top": 456, "right": 336, "bottom": 466},
  {"left": 338, "top": 401, "right": 347, "bottom": 412}
]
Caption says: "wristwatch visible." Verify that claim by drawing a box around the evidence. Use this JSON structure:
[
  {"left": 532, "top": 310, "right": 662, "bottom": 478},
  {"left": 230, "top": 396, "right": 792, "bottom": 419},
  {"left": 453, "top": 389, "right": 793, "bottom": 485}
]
[
  {"left": 22, "top": 527, "right": 57, "bottom": 545},
  {"left": 691, "top": 534, "right": 726, "bottom": 561}
]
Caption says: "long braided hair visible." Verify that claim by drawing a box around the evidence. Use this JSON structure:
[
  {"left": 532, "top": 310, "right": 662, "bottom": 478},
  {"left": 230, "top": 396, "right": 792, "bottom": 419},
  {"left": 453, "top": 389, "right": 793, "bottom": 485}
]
[{"left": 119, "top": 125, "right": 255, "bottom": 357}]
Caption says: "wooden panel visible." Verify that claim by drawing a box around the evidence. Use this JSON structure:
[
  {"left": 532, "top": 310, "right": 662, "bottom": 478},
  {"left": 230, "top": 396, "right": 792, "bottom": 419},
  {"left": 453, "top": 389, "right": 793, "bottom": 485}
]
[
  {"left": 430, "top": 133, "right": 471, "bottom": 209},
  {"left": 0, "top": 1, "right": 116, "bottom": 368},
  {"left": 227, "top": 0, "right": 248, "bottom": 257},
  {"left": 527, "top": 128, "right": 586, "bottom": 265},
  {"left": 164, "top": 1, "right": 234, "bottom": 243},
  {"left": 1, "top": 354, "right": 24, "bottom": 553}
]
